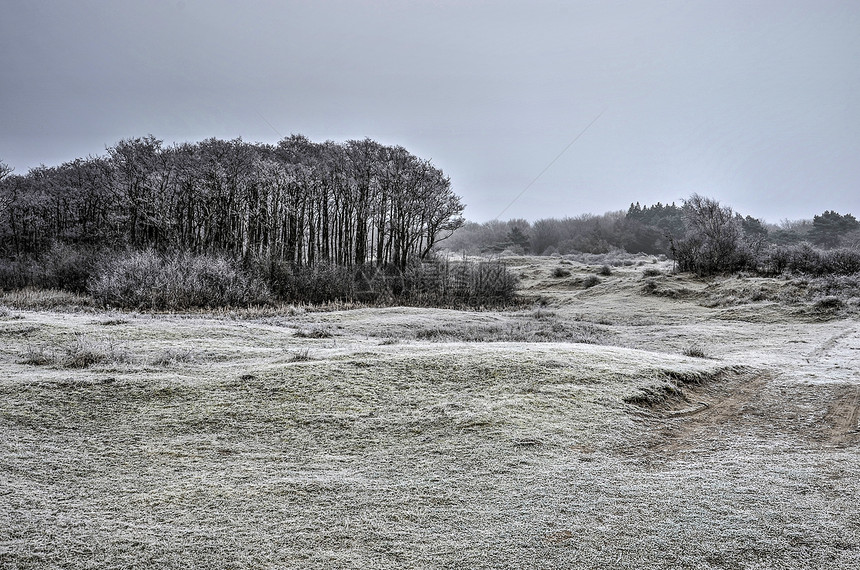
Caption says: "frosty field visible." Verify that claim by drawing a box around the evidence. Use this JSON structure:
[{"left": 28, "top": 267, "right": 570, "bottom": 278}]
[{"left": 1, "top": 256, "right": 859, "bottom": 569}]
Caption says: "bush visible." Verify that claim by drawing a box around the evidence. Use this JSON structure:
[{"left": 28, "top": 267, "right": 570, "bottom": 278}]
[
  {"left": 597, "top": 265, "right": 612, "bottom": 276},
  {"left": 672, "top": 194, "right": 763, "bottom": 276},
  {"left": 263, "top": 257, "right": 519, "bottom": 307},
  {"left": 552, "top": 267, "right": 571, "bottom": 278},
  {"left": 813, "top": 296, "right": 844, "bottom": 312},
  {"left": 265, "top": 261, "right": 356, "bottom": 304},
  {"left": 0, "top": 243, "right": 102, "bottom": 292},
  {"left": 35, "top": 243, "right": 103, "bottom": 292},
  {"left": 89, "top": 250, "right": 271, "bottom": 310},
  {"left": 582, "top": 275, "right": 601, "bottom": 289},
  {"left": 822, "top": 248, "right": 860, "bottom": 275},
  {"left": 0, "top": 258, "right": 34, "bottom": 290},
  {"left": 762, "top": 244, "right": 860, "bottom": 277},
  {"left": 4, "top": 243, "right": 522, "bottom": 309}
]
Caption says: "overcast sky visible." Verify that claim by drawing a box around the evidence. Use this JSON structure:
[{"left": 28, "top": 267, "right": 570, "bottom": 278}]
[{"left": 1, "top": 0, "right": 858, "bottom": 223}]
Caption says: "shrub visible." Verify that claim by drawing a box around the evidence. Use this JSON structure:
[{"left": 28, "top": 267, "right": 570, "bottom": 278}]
[
  {"left": 642, "top": 268, "right": 662, "bottom": 277},
  {"left": 582, "top": 275, "right": 601, "bottom": 289},
  {"left": 35, "top": 243, "right": 103, "bottom": 293},
  {"left": 597, "top": 265, "right": 612, "bottom": 276},
  {"left": 4, "top": 243, "right": 522, "bottom": 309},
  {"left": 822, "top": 248, "right": 860, "bottom": 275},
  {"left": 0, "top": 258, "right": 33, "bottom": 290},
  {"left": 552, "top": 267, "right": 571, "bottom": 278},
  {"left": 0, "top": 243, "right": 103, "bottom": 293},
  {"left": 89, "top": 249, "right": 271, "bottom": 310},
  {"left": 672, "top": 194, "right": 763, "bottom": 276},
  {"left": 813, "top": 296, "right": 844, "bottom": 312},
  {"left": 642, "top": 279, "right": 658, "bottom": 294},
  {"left": 762, "top": 244, "right": 860, "bottom": 277},
  {"left": 148, "top": 348, "right": 196, "bottom": 366},
  {"left": 264, "top": 261, "right": 356, "bottom": 304},
  {"left": 265, "top": 258, "right": 519, "bottom": 307}
]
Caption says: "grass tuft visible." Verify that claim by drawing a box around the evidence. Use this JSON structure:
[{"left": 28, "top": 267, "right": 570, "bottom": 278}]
[
  {"left": 288, "top": 349, "right": 312, "bottom": 362},
  {"left": 19, "top": 335, "right": 132, "bottom": 369},
  {"left": 148, "top": 348, "right": 197, "bottom": 366},
  {"left": 682, "top": 344, "right": 709, "bottom": 359}
]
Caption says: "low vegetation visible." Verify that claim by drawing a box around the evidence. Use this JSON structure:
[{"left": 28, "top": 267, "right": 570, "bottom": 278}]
[
  {"left": 19, "top": 334, "right": 132, "bottom": 369},
  {"left": 443, "top": 194, "right": 860, "bottom": 283},
  {"left": 0, "top": 248, "right": 520, "bottom": 310},
  {"left": 3, "top": 259, "right": 859, "bottom": 568}
]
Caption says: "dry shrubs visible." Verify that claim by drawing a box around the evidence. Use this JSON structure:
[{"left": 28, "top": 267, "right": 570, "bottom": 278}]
[
  {"left": 0, "top": 288, "right": 94, "bottom": 310},
  {"left": 623, "top": 367, "right": 737, "bottom": 407},
  {"left": 812, "top": 296, "right": 844, "bottom": 312},
  {"left": 89, "top": 249, "right": 271, "bottom": 310},
  {"left": 0, "top": 243, "right": 103, "bottom": 293},
  {"left": 764, "top": 244, "right": 860, "bottom": 276},
  {"left": 266, "top": 258, "right": 519, "bottom": 307},
  {"left": 582, "top": 275, "right": 601, "bottom": 289},
  {"left": 148, "top": 348, "right": 197, "bottom": 366}
]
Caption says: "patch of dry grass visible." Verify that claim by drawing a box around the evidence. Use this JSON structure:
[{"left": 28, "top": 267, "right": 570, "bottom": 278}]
[
  {"left": 19, "top": 334, "right": 132, "bottom": 369},
  {"left": 2, "top": 338, "right": 753, "bottom": 568},
  {"left": 412, "top": 319, "right": 603, "bottom": 343},
  {"left": 0, "top": 288, "right": 95, "bottom": 311},
  {"left": 294, "top": 327, "right": 334, "bottom": 339},
  {"left": 5, "top": 334, "right": 854, "bottom": 569}
]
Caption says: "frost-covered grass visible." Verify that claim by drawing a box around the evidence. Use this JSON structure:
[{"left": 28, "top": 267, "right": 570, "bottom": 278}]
[{"left": 2, "top": 256, "right": 860, "bottom": 568}]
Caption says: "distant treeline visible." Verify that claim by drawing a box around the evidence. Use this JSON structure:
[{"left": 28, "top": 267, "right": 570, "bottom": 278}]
[
  {"left": 442, "top": 195, "right": 859, "bottom": 276},
  {"left": 444, "top": 201, "right": 858, "bottom": 257},
  {"left": 0, "top": 135, "right": 464, "bottom": 268}
]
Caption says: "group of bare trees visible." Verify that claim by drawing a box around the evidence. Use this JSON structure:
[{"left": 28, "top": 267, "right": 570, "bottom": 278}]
[{"left": 0, "top": 135, "right": 465, "bottom": 269}]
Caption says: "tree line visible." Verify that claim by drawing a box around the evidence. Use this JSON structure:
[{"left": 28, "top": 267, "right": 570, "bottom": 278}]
[
  {"left": 1, "top": 139, "right": 528, "bottom": 308},
  {"left": 444, "top": 200, "right": 858, "bottom": 259},
  {"left": 0, "top": 135, "right": 465, "bottom": 269}
]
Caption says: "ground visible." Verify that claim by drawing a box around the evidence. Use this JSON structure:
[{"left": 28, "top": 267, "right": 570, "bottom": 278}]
[{"left": 1, "top": 256, "right": 858, "bottom": 568}]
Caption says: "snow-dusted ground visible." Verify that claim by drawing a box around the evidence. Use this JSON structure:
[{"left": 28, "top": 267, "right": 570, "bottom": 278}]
[{"left": 1, "top": 257, "right": 858, "bottom": 568}]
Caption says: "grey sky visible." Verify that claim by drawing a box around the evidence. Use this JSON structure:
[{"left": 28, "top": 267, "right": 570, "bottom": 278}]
[{"left": 1, "top": 0, "right": 858, "bottom": 223}]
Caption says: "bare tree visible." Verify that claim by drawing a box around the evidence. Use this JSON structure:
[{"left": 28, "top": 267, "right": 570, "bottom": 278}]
[
  {"left": 0, "top": 137, "right": 466, "bottom": 270},
  {"left": 673, "top": 194, "right": 748, "bottom": 275}
]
